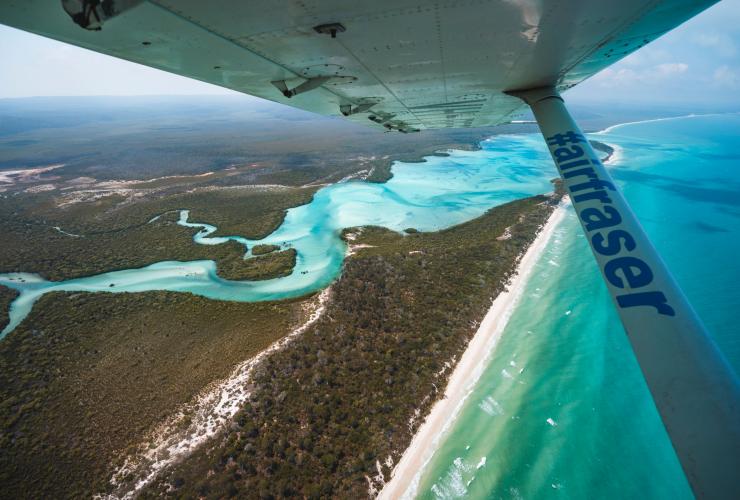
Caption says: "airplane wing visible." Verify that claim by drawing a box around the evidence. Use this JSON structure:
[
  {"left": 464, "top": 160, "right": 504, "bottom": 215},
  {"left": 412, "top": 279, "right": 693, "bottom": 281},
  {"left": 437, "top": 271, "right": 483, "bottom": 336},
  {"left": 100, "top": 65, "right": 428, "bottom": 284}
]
[{"left": 0, "top": 0, "right": 717, "bottom": 132}]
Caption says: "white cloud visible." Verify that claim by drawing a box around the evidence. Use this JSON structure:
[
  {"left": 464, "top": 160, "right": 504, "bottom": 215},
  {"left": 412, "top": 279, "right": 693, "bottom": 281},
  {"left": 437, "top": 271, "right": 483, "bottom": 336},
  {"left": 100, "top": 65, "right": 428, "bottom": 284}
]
[
  {"left": 569, "top": 0, "right": 740, "bottom": 105},
  {"left": 591, "top": 62, "right": 688, "bottom": 88},
  {"left": 655, "top": 62, "right": 689, "bottom": 75}
]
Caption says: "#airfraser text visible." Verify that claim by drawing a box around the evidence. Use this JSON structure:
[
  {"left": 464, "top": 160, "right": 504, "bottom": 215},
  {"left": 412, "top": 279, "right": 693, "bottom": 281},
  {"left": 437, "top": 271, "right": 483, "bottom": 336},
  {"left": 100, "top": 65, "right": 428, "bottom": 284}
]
[{"left": 546, "top": 131, "right": 675, "bottom": 317}]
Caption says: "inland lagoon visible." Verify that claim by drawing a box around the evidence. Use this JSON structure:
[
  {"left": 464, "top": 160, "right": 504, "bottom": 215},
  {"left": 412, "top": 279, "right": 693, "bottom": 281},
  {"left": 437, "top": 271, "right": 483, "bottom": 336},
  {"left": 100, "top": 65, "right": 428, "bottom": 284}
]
[{"left": 1, "top": 133, "right": 558, "bottom": 338}]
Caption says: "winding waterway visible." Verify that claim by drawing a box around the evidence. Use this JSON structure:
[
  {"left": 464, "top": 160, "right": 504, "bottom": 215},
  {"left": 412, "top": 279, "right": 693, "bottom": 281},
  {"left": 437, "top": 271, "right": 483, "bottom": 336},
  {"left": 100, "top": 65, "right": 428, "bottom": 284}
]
[{"left": 0, "top": 134, "right": 557, "bottom": 338}]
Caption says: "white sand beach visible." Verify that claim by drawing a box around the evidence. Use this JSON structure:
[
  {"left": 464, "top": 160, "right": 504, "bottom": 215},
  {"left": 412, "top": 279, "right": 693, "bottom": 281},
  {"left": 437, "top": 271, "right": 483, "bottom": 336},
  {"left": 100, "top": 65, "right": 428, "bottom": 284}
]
[{"left": 379, "top": 201, "right": 567, "bottom": 499}]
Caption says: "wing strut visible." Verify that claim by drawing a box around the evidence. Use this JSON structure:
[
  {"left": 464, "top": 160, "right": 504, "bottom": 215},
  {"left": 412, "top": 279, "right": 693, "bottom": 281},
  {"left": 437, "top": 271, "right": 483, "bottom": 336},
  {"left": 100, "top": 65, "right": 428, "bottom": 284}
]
[{"left": 509, "top": 87, "right": 740, "bottom": 499}]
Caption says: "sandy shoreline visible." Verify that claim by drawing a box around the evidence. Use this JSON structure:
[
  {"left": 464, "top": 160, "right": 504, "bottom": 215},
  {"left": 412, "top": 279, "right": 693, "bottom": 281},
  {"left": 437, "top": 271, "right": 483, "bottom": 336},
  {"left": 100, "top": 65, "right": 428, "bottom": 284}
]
[{"left": 379, "top": 201, "right": 567, "bottom": 499}]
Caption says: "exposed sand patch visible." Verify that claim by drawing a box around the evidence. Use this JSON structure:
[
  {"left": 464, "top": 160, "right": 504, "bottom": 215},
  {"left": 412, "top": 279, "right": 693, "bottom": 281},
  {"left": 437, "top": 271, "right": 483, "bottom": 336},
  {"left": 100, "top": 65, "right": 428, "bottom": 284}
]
[
  {"left": 0, "top": 164, "right": 64, "bottom": 184},
  {"left": 104, "top": 288, "right": 332, "bottom": 499},
  {"left": 496, "top": 226, "right": 512, "bottom": 241},
  {"left": 25, "top": 183, "right": 56, "bottom": 193},
  {"left": 347, "top": 243, "right": 376, "bottom": 256}
]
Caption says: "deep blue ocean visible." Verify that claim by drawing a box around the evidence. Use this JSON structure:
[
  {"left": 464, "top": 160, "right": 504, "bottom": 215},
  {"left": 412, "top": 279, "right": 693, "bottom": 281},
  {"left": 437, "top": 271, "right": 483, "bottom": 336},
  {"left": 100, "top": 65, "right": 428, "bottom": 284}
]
[{"left": 413, "top": 114, "right": 740, "bottom": 499}]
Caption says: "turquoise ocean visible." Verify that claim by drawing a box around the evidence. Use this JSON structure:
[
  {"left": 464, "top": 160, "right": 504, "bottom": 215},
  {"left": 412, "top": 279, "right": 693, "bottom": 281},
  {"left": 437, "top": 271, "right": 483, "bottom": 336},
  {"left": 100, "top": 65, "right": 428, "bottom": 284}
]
[
  {"left": 413, "top": 114, "right": 740, "bottom": 499},
  {"left": 1, "top": 113, "right": 738, "bottom": 499}
]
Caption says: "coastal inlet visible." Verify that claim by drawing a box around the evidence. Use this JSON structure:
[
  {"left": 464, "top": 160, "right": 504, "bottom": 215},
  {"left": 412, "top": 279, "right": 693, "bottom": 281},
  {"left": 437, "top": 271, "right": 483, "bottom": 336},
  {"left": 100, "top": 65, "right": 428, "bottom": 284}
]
[{"left": 0, "top": 134, "right": 560, "bottom": 338}]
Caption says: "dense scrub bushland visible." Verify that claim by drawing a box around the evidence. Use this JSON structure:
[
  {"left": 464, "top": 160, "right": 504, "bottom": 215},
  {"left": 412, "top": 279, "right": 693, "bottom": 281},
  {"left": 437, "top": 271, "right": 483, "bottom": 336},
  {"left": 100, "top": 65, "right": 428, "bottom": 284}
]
[
  {"left": 216, "top": 246, "right": 297, "bottom": 281},
  {"left": 0, "top": 290, "right": 308, "bottom": 499},
  {"left": 0, "top": 187, "right": 314, "bottom": 281},
  {"left": 147, "top": 188, "right": 563, "bottom": 499},
  {"left": 0, "top": 286, "right": 17, "bottom": 332},
  {"left": 251, "top": 244, "right": 280, "bottom": 256},
  {"left": 0, "top": 96, "right": 509, "bottom": 186}
]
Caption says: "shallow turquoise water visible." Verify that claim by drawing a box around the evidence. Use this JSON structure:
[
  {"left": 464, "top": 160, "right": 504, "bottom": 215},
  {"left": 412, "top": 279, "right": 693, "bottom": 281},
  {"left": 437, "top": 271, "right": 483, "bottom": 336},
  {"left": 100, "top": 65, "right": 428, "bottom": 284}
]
[
  {"left": 414, "top": 114, "right": 740, "bottom": 499},
  {"left": 0, "top": 134, "right": 557, "bottom": 338}
]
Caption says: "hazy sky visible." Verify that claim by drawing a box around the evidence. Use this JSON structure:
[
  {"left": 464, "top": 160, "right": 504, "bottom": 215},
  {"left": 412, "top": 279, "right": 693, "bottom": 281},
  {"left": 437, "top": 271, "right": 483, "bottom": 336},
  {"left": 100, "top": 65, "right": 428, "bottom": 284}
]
[{"left": 0, "top": 1, "right": 738, "bottom": 107}]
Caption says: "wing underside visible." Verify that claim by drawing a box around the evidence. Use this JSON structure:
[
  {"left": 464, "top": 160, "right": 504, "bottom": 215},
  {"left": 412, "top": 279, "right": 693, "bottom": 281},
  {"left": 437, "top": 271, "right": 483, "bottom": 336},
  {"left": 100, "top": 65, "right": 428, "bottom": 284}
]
[{"left": 0, "top": 0, "right": 717, "bottom": 131}]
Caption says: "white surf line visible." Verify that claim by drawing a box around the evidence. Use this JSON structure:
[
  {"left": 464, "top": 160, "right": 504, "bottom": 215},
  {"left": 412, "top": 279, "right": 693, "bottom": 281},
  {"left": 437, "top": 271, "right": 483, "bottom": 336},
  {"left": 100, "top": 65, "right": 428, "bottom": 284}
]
[
  {"left": 593, "top": 112, "right": 734, "bottom": 135},
  {"left": 604, "top": 143, "right": 624, "bottom": 166},
  {"left": 588, "top": 139, "right": 623, "bottom": 167},
  {"left": 379, "top": 201, "right": 568, "bottom": 500},
  {"left": 103, "top": 287, "right": 332, "bottom": 499}
]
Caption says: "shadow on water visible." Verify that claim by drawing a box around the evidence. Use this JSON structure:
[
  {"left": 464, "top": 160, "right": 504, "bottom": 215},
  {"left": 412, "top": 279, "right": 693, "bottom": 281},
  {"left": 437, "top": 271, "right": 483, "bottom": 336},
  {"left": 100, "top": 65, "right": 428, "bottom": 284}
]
[{"left": 692, "top": 221, "right": 730, "bottom": 234}]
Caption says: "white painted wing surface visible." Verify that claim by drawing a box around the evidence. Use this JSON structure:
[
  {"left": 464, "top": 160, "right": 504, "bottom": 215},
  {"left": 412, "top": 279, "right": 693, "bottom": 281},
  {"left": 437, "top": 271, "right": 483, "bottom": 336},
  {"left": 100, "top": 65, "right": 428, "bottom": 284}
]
[{"left": 0, "top": 0, "right": 718, "bottom": 131}]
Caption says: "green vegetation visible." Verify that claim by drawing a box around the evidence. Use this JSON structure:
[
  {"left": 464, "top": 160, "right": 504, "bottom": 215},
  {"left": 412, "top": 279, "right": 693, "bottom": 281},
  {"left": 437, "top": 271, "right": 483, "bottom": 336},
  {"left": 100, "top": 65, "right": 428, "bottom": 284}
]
[
  {"left": 251, "top": 244, "right": 280, "bottom": 256},
  {"left": 0, "top": 94, "right": 672, "bottom": 198},
  {"left": 147, "top": 186, "right": 563, "bottom": 498},
  {"left": 0, "top": 96, "right": 587, "bottom": 499},
  {"left": 0, "top": 97, "right": 509, "bottom": 187},
  {"left": 0, "top": 286, "right": 17, "bottom": 332},
  {"left": 365, "top": 143, "right": 484, "bottom": 184},
  {"left": 590, "top": 140, "right": 615, "bottom": 162},
  {"left": 149, "top": 188, "right": 317, "bottom": 239},
  {"left": 0, "top": 290, "right": 308, "bottom": 499},
  {"left": 1, "top": 97, "right": 664, "bottom": 189},
  {"left": 216, "top": 246, "right": 297, "bottom": 281},
  {"left": 0, "top": 187, "right": 313, "bottom": 281}
]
